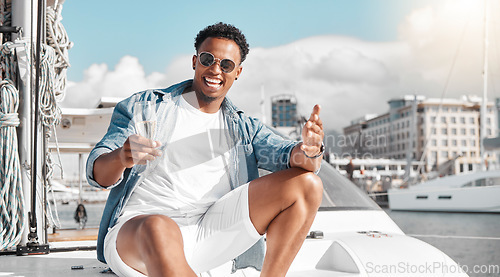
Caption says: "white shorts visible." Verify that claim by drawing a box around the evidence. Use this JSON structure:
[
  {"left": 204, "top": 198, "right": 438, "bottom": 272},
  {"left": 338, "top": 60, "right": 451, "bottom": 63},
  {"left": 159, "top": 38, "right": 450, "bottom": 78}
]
[{"left": 103, "top": 183, "right": 262, "bottom": 276}]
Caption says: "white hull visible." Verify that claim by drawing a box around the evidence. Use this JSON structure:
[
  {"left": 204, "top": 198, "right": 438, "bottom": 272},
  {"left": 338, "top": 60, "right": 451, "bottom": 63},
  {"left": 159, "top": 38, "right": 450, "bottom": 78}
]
[
  {"left": 389, "top": 171, "right": 500, "bottom": 212},
  {"left": 389, "top": 186, "right": 500, "bottom": 212},
  {"left": 291, "top": 210, "right": 467, "bottom": 276}
]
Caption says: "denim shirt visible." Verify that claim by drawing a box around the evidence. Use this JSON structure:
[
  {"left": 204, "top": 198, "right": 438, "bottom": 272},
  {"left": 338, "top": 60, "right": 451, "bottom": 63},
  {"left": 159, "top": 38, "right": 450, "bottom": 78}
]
[{"left": 86, "top": 79, "right": 298, "bottom": 271}]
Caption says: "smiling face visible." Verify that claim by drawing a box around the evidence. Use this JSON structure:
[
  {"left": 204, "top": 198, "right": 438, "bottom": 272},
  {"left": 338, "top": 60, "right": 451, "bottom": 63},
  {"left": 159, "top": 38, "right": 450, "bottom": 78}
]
[{"left": 191, "top": 37, "right": 243, "bottom": 112}]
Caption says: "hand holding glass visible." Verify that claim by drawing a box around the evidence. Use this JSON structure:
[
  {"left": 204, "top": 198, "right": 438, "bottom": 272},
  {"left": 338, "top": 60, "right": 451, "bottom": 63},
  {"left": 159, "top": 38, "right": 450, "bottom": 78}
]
[{"left": 133, "top": 101, "right": 158, "bottom": 168}]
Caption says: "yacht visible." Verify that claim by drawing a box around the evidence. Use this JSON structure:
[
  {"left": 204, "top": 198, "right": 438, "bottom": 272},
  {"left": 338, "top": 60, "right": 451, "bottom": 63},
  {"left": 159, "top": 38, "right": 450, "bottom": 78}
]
[{"left": 388, "top": 170, "right": 500, "bottom": 213}]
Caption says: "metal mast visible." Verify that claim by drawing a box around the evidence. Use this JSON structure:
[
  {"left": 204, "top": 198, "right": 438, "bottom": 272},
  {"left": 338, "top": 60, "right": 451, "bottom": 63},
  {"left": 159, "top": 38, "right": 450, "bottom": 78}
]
[{"left": 480, "top": 0, "right": 489, "bottom": 171}]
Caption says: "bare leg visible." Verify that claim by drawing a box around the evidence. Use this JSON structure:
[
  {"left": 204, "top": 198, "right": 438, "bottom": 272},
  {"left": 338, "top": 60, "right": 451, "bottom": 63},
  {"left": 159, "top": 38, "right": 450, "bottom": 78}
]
[
  {"left": 116, "top": 214, "right": 197, "bottom": 277},
  {"left": 248, "top": 168, "right": 323, "bottom": 277}
]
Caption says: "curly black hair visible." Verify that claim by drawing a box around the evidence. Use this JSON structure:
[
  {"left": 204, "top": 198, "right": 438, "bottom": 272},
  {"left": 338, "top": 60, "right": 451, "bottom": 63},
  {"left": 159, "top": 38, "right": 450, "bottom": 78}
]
[{"left": 194, "top": 22, "right": 249, "bottom": 64}]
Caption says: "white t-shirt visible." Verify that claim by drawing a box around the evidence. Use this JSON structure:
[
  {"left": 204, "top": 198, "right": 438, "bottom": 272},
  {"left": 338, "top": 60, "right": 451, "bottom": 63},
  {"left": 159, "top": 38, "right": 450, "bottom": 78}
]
[{"left": 120, "top": 94, "right": 232, "bottom": 222}]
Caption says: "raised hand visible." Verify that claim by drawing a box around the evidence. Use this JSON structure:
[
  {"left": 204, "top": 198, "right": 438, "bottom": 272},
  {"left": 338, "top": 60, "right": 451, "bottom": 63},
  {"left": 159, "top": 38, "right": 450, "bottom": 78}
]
[{"left": 301, "top": 104, "right": 324, "bottom": 157}]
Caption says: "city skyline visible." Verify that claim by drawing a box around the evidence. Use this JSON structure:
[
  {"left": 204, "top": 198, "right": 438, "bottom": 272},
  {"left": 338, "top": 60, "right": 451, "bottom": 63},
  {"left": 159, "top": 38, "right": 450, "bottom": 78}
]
[{"left": 341, "top": 94, "right": 498, "bottom": 173}]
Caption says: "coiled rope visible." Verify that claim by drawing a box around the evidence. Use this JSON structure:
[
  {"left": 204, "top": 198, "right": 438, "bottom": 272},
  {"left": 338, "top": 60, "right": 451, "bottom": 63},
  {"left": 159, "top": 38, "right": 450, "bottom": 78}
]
[
  {"left": 42, "top": 2, "right": 72, "bottom": 231},
  {"left": 39, "top": 45, "right": 61, "bottom": 128},
  {"left": 39, "top": 44, "right": 64, "bottom": 230},
  {"left": 0, "top": 0, "right": 25, "bottom": 251},
  {"left": 45, "top": 4, "right": 71, "bottom": 102},
  {"left": 0, "top": 78, "right": 25, "bottom": 250},
  {"left": 0, "top": 0, "right": 70, "bottom": 245}
]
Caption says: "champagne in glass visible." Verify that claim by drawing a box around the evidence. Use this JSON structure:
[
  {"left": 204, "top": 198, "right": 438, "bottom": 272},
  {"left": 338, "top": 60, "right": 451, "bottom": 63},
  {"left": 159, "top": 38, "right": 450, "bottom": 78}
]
[
  {"left": 134, "top": 101, "right": 157, "bottom": 169},
  {"left": 134, "top": 101, "right": 157, "bottom": 141},
  {"left": 136, "top": 120, "right": 157, "bottom": 140}
]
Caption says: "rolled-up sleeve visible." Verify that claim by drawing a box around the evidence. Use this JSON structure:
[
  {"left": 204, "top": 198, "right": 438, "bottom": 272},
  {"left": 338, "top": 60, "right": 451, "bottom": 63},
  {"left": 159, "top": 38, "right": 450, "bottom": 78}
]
[
  {"left": 86, "top": 98, "right": 134, "bottom": 189},
  {"left": 249, "top": 118, "right": 299, "bottom": 173},
  {"left": 86, "top": 147, "right": 117, "bottom": 189}
]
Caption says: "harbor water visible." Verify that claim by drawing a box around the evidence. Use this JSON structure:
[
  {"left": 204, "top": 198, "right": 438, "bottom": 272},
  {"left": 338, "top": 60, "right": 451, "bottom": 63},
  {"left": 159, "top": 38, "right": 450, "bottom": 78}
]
[
  {"left": 53, "top": 203, "right": 500, "bottom": 277},
  {"left": 384, "top": 209, "right": 500, "bottom": 277}
]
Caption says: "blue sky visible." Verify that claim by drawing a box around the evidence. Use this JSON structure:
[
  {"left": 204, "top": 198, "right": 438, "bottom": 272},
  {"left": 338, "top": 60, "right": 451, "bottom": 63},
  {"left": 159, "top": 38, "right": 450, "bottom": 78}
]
[
  {"left": 62, "top": 0, "right": 435, "bottom": 81},
  {"left": 60, "top": 0, "right": 498, "bottom": 132}
]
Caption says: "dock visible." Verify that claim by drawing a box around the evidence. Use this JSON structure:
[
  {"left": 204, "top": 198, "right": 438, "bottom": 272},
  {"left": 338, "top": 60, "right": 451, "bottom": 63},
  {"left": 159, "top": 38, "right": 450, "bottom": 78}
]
[{"left": 48, "top": 228, "right": 99, "bottom": 242}]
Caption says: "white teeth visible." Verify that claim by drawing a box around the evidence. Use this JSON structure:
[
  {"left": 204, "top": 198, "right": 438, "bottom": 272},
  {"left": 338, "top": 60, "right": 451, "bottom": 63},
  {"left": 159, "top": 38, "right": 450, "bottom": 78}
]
[
  {"left": 206, "top": 82, "right": 221, "bottom": 88},
  {"left": 204, "top": 77, "right": 222, "bottom": 84},
  {"left": 204, "top": 77, "right": 222, "bottom": 88}
]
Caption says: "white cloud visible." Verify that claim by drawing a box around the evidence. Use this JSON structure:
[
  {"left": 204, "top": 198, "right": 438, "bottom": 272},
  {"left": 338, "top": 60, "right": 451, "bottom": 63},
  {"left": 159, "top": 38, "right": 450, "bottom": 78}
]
[
  {"left": 398, "top": 0, "right": 490, "bottom": 94},
  {"left": 61, "top": 0, "right": 498, "bottom": 132},
  {"left": 227, "top": 37, "right": 409, "bottom": 131},
  {"left": 62, "top": 55, "right": 182, "bottom": 108}
]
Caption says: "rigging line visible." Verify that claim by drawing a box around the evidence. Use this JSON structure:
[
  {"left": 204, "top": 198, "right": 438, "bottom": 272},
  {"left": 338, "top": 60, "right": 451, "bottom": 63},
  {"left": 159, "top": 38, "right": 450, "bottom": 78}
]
[
  {"left": 20, "top": 149, "right": 61, "bottom": 230},
  {"left": 413, "top": 9, "right": 473, "bottom": 179},
  {"left": 35, "top": 181, "right": 61, "bottom": 229},
  {"left": 48, "top": 187, "right": 62, "bottom": 229},
  {"left": 368, "top": 184, "right": 500, "bottom": 197},
  {"left": 489, "top": 0, "right": 499, "bottom": 97},
  {"left": 51, "top": 125, "right": 64, "bottom": 179}
]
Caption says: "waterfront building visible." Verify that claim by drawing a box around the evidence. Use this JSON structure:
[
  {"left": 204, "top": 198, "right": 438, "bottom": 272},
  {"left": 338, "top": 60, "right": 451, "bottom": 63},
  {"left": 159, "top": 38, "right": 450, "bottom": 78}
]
[
  {"left": 271, "top": 94, "right": 298, "bottom": 127},
  {"left": 343, "top": 95, "right": 498, "bottom": 175},
  {"left": 496, "top": 98, "right": 500, "bottom": 135},
  {"left": 271, "top": 94, "right": 303, "bottom": 139}
]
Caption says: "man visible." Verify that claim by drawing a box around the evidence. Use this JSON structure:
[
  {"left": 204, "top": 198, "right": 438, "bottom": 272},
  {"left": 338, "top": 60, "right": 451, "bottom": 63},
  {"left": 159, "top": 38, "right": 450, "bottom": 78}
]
[{"left": 87, "top": 22, "right": 324, "bottom": 277}]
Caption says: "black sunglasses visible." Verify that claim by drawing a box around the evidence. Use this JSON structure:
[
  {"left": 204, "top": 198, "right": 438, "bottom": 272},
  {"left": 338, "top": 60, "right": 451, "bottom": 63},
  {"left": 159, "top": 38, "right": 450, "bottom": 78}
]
[{"left": 197, "top": 52, "right": 236, "bottom": 73}]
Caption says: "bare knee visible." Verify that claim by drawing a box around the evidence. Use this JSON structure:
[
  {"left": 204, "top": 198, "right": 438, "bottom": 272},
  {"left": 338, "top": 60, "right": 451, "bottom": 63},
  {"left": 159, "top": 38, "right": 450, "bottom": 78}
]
[
  {"left": 297, "top": 171, "right": 323, "bottom": 208},
  {"left": 137, "top": 215, "right": 181, "bottom": 243},
  {"left": 116, "top": 214, "right": 183, "bottom": 274}
]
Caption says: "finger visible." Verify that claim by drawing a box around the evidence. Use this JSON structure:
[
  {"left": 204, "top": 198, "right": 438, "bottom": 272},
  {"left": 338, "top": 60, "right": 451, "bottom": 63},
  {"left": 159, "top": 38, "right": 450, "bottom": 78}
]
[
  {"left": 315, "top": 116, "right": 323, "bottom": 129},
  {"left": 305, "top": 120, "right": 313, "bottom": 129},
  {"left": 314, "top": 104, "right": 321, "bottom": 115},
  {"left": 310, "top": 112, "right": 323, "bottom": 129},
  {"left": 308, "top": 104, "right": 321, "bottom": 121},
  {"left": 303, "top": 132, "right": 323, "bottom": 146},
  {"left": 154, "top": 140, "right": 162, "bottom": 148},
  {"left": 303, "top": 122, "right": 324, "bottom": 141},
  {"left": 150, "top": 141, "right": 163, "bottom": 155},
  {"left": 305, "top": 121, "right": 322, "bottom": 135},
  {"left": 133, "top": 135, "right": 162, "bottom": 148},
  {"left": 122, "top": 135, "right": 162, "bottom": 167},
  {"left": 130, "top": 135, "right": 161, "bottom": 150},
  {"left": 133, "top": 152, "right": 157, "bottom": 165},
  {"left": 130, "top": 141, "right": 163, "bottom": 157}
]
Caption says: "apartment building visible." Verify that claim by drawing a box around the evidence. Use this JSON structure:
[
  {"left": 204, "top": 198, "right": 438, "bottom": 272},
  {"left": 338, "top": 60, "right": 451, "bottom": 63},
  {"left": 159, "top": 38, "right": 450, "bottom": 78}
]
[
  {"left": 497, "top": 98, "right": 500, "bottom": 134},
  {"left": 343, "top": 95, "right": 498, "bottom": 174},
  {"left": 271, "top": 94, "right": 298, "bottom": 128}
]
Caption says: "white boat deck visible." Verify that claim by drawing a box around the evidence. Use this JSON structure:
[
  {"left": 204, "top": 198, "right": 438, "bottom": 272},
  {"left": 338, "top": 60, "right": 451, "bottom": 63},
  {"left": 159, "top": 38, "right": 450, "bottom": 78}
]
[
  {"left": 1, "top": 242, "right": 107, "bottom": 277},
  {"left": 0, "top": 240, "right": 259, "bottom": 277}
]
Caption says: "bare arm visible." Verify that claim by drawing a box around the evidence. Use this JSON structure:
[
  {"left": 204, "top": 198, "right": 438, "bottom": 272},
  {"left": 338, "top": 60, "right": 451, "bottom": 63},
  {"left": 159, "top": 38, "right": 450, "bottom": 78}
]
[
  {"left": 93, "top": 135, "right": 162, "bottom": 188},
  {"left": 290, "top": 105, "right": 324, "bottom": 172}
]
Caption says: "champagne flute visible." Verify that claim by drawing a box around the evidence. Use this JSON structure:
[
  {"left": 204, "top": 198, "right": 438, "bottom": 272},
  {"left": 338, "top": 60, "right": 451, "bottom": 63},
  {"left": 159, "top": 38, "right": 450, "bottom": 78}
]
[
  {"left": 133, "top": 101, "right": 157, "bottom": 168},
  {"left": 134, "top": 101, "right": 157, "bottom": 140}
]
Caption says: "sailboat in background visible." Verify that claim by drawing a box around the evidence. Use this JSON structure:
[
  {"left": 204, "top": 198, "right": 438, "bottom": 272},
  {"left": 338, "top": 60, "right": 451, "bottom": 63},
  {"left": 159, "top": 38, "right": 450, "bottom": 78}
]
[
  {"left": 388, "top": 0, "right": 500, "bottom": 213},
  {"left": 389, "top": 170, "right": 500, "bottom": 212}
]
